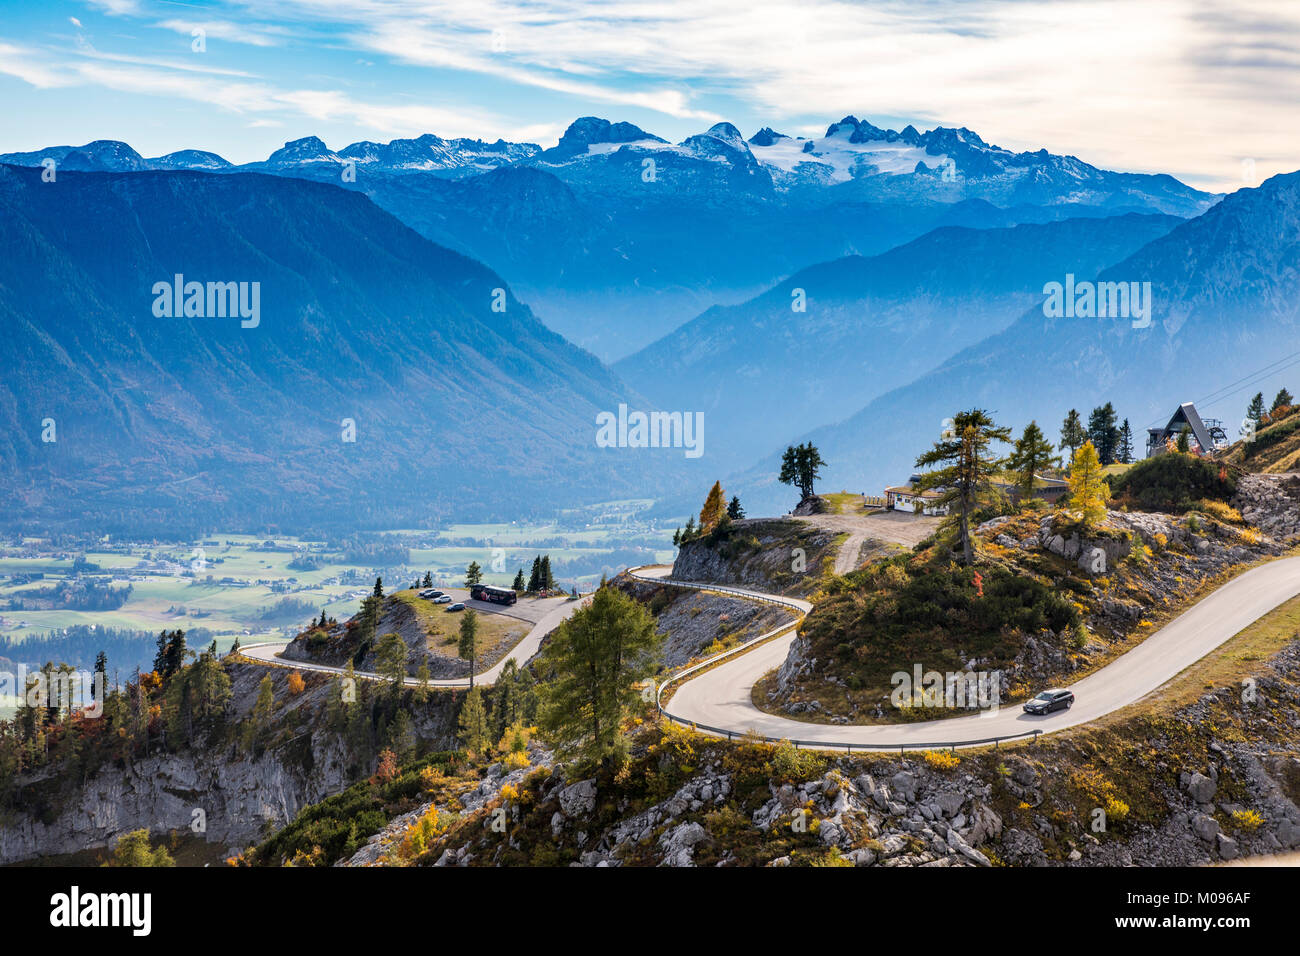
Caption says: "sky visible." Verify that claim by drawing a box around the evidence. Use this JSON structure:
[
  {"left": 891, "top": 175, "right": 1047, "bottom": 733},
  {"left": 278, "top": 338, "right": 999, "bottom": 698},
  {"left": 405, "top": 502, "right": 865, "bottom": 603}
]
[{"left": 0, "top": 0, "right": 1296, "bottom": 190}]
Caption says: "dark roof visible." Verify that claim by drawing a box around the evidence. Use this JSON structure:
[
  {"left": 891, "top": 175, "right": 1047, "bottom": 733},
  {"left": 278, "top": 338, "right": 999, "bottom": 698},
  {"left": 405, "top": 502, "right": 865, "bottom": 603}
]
[{"left": 1156, "top": 402, "right": 1214, "bottom": 452}]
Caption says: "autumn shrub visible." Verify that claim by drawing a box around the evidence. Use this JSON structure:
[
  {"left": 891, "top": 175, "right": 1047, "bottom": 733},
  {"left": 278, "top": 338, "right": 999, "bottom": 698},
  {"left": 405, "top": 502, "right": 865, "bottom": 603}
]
[
  {"left": 1196, "top": 500, "right": 1244, "bottom": 525},
  {"left": 921, "top": 750, "right": 960, "bottom": 771},
  {"left": 372, "top": 748, "right": 399, "bottom": 785},
  {"left": 287, "top": 845, "right": 325, "bottom": 867},
  {"left": 1105, "top": 796, "right": 1131, "bottom": 823},
  {"left": 770, "top": 739, "right": 825, "bottom": 783},
  {"left": 419, "top": 764, "right": 445, "bottom": 792},
  {"left": 1231, "top": 808, "right": 1264, "bottom": 831},
  {"left": 395, "top": 805, "right": 452, "bottom": 861}
]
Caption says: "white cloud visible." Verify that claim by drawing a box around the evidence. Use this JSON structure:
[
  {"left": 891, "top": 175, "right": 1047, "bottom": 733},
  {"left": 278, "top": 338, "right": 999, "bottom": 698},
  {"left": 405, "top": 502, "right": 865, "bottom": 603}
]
[
  {"left": 0, "top": 42, "right": 79, "bottom": 88},
  {"left": 0, "top": 37, "right": 503, "bottom": 144},
  {"left": 83, "top": 0, "right": 142, "bottom": 15},
  {"left": 154, "top": 19, "right": 294, "bottom": 48},
  {"left": 223, "top": 0, "right": 1300, "bottom": 187}
]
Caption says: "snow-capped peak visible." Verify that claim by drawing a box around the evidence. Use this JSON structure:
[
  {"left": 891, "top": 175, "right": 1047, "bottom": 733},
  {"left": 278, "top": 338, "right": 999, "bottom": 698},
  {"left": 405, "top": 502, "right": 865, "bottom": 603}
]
[{"left": 702, "top": 122, "right": 747, "bottom": 150}]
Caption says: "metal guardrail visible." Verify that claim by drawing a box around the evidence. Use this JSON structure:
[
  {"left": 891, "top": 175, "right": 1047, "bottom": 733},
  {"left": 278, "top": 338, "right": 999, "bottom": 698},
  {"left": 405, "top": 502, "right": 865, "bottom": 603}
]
[
  {"left": 631, "top": 566, "right": 1046, "bottom": 755},
  {"left": 658, "top": 709, "right": 1043, "bottom": 754}
]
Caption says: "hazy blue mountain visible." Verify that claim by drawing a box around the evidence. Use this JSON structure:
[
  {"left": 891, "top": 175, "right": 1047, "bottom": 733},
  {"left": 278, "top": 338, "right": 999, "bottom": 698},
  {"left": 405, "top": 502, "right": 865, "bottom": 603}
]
[
  {"left": 726, "top": 170, "right": 1300, "bottom": 517},
  {"left": 615, "top": 213, "right": 1184, "bottom": 474},
  {"left": 0, "top": 120, "right": 1219, "bottom": 362},
  {"left": 0, "top": 164, "right": 682, "bottom": 535}
]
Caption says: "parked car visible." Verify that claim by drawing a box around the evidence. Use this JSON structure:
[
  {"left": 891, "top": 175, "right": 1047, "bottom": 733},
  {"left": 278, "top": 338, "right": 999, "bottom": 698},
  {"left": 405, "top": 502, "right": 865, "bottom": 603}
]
[
  {"left": 419, "top": 589, "right": 443, "bottom": 599},
  {"left": 445, "top": 602, "right": 466, "bottom": 612},
  {"left": 434, "top": 595, "right": 452, "bottom": 604},
  {"left": 1022, "top": 688, "right": 1074, "bottom": 714}
]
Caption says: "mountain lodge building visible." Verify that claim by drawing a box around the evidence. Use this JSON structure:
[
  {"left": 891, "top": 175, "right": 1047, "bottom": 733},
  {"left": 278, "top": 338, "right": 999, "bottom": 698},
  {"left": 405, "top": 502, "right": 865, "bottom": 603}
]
[
  {"left": 1145, "top": 402, "right": 1229, "bottom": 457},
  {"left": 884, "top": 475, "right": 950, "bottom": 516}
]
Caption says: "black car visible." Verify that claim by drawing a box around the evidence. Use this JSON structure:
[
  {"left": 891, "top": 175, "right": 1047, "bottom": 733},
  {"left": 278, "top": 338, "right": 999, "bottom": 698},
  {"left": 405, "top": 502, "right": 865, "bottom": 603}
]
[{"left": 1022, "top": 688, "right": 1074, "bottom": 714}]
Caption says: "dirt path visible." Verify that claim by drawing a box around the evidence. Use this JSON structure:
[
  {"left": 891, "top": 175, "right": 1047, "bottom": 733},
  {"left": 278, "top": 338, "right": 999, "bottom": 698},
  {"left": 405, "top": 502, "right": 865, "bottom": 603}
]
[{"left": 794, "top": 510, "right": 941, "bottom": 574}]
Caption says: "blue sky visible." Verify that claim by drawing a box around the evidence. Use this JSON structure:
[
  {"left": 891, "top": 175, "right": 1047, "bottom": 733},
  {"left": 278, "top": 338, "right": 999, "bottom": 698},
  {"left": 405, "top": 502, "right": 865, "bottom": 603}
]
[{"left": 1, "top": 0, "right": 1296, "bottom": 190}]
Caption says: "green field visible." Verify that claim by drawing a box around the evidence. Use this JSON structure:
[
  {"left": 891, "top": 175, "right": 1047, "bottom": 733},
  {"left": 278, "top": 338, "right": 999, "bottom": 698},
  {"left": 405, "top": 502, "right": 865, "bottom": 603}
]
[{"left": 0, "top": 506, "right": 676, "bottom": 651}]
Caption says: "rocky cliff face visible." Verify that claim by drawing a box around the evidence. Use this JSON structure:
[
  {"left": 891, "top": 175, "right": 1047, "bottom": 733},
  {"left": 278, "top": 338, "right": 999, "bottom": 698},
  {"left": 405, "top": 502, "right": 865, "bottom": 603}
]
[
  {"left": 672, "top": 519, "right": 839, "bottom": 597},
  {"left": 0, "top": 740, "right": 352, "bottom": 864},
  {"left": 618, "top": 575, "right": 796, "bottom": 668},
  {"left": 0, "top": 662, "right": 460, "bottom": 864}
]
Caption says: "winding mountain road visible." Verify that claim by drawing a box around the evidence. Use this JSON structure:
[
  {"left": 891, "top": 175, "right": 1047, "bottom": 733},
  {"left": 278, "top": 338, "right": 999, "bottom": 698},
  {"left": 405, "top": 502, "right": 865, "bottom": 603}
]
[
  {"left": 239, "top": 540, "right": 1300, "bottom": 751},
  {"left": 630, "top": 555, "right": 1300, "bottom": 750}
]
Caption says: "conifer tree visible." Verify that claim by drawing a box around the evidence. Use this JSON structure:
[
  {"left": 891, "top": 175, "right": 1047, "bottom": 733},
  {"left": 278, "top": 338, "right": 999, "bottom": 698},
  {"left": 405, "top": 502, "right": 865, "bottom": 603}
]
[
  {"left": 458, "top": 686, "right": 490, "bottom": 754},
  {"left": 536, "top": 584, "right": 662, "bottom": 770},
  {"left": 465, "top": 561, "right": 482, "bottom": 587},
  {"left": 1087, "top": 402, "right": 1121, "bottom": 465},
  {"left": 1005, "top": 421, "right": 1057, "bottom": 501},
  {"left": 1066, "top": 441, "right": 1108, "bottom": 529},
  {"left": 458, "top": 610, "right": 481, "bottom": 687},
  {"left": 1247, "top": 392, "right": 1266, "bottom": 431},
  {"left": 1117, "top": 419, "right": 1135, "bottom": 464},
  {"left": 778, "top": 442, "right": 826, "bottom": 503},
  {"left": 727, "top": 496, "right": 745, "bottom": 520},
  {"left": 698, "top": 481, "right": 727, "bottom": 532},
  {"left": 1060, "top": 409, "right": 1086, "bottom": 458},
  {"left": 914, "top": 408, "right": 1011, "bottom": 565},
  {"left": 375, "top": 632, "right": 408, "bottom": 693},
  {"left": 105, "top": 830, "right": 174, "bottom": 868}
]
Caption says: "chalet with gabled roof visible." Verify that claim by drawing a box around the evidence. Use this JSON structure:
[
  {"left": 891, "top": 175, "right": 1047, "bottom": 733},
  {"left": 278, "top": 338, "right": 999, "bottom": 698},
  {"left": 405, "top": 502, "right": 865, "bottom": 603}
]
[{"left": 1146, "top": 402, "right": 1229, "bottom": 457}]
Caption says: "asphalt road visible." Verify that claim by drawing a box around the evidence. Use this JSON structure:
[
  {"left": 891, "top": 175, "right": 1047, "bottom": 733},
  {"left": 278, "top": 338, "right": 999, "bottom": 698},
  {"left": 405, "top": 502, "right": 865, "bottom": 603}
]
[
  {"left": 631, "top": 556, "right": 1300, "bottom": 749},
  {"left": 240, "top": 594, "right": 587, "bottom": 688}
]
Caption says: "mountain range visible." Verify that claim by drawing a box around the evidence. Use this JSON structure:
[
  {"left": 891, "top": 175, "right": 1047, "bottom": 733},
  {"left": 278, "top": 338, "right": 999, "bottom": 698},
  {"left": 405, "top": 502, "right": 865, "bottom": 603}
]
[{"left": 0, "top": 117, "right": 1220, "bottom": 361}]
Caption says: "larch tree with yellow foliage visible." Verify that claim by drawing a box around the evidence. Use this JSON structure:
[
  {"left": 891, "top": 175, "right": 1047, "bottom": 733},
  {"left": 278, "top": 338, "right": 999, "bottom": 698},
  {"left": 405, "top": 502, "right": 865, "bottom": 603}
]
[
  {"left": 698, "top": 481, "right": 727, "bottom": 532},
  {"left": 1066, "top": 441, "right": 1108, "bottom": 529}
]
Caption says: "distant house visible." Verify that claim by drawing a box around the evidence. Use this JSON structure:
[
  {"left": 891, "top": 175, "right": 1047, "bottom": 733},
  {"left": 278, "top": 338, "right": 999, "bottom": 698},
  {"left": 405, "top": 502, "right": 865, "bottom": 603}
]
[
  {"left": 1146, "top": 402, "right": 1229, "bottom": 458},
  {"left": 884, "top": 474, "right": 950, "bottom": 516}
]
